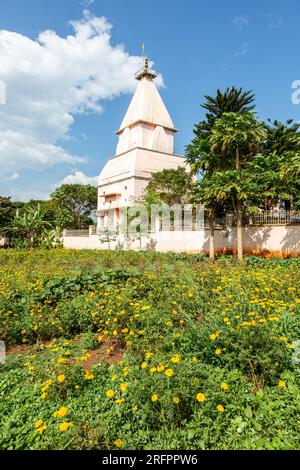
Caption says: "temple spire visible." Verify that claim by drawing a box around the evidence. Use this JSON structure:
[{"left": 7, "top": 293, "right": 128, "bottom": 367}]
[
  {"left": 115, "top": 54, "right": 177, "bottom": 155},
  {"left": 135, "top": 54, "right": 157, "bottom": 81}
]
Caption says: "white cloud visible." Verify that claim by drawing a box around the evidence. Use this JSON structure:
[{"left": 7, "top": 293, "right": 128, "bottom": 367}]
[
  {"left": 266, "top": 14, "right": 282, "bottom": 31},
  {"left": 58, "top": 171, "right": 98, "bottom": 186},
  {"left": 80, "top": 0, "right": 96, "bottom": 7},
  {"left": 234, "top": 42, "right": 250, "bottom": 57},
  {"left": 8, "top": 172, "right": 19, "bottom": 181},
  {"left": 0, "top": 10, "right": 155, "bottom": 196},
  {"left": 233, "top": 17, "right": 249, "bottom": 31}
]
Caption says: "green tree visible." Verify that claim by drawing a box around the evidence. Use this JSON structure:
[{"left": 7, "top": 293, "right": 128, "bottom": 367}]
[
  {"left": 207, "top": 112, "right": 266, "bottom": 261},
  {"left": 0, "top": 197, "right": 17, "bottom": 237},
  {"left": 50, "top": 184, "right": 97, "bottom": 229},
  {"left": 187, "top": 87, "right": 255, "bottom": 156},
  {"left": 142, "top": 167, "right": 193, "bottom": 206},
  {"left": 140, "top": 167, "right": 194, "bottom": 235},
  {"left": 186, "top": 88, "right": 255, "bottom": 260},
  {"left": 263, "top": 120, "right": 300, "bottom": 207}
]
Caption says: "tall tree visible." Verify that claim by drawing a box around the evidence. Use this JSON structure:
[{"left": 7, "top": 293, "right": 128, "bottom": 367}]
[
  {"left": 186, "top": 87, "right": 255, "bottom": 260},
  {"left": 51, "top": 184, "right": 97, "bottom": 229},
  {"left": 263, "top": 120, "right": 300, "bottom": 208},
  {"left": 208, "top": 112, "right": 266, "bottom": 261},
  {"left": 188, "top": 87, "right": 255, "bottom": 152}
]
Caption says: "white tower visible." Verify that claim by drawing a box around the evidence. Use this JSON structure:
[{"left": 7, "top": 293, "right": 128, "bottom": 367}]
[{"left": 97, "top": 56, "right": 186, "bottom": 230}]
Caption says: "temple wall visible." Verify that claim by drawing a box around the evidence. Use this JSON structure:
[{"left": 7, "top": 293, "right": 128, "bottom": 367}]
[{"left": 63, "top": 225, "right": 300, "bottom": 257}]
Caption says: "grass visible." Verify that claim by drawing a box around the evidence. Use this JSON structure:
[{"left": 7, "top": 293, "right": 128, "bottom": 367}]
[{"left": 0, "top": 249, "right": 299, "bottom": 450}]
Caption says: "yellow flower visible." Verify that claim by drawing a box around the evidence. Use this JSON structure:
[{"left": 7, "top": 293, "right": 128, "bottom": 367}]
[
  {"left": 220, "top": 382, "right": 229, "bottom": 391},
  {"left": 59, "top": 422, "right": 74, "bottom": 432},
  {"left": 120, "top": 383, "right": 128, "bottom": 392},
  {"left": 215, "top": 349, "right": 222, "bottom": 356},
  {"left": 173, "top": 396, "right": 180, "bottom": 405},
  {"left": 57, "top": 374, "right": 65, "bottom": 383},
  {"left": 84, "top": 370, "right": 95, "bottom": 380},
  {"left": 165, "top": 368, "right": 174, "bottom": 378},
  {"left": 171, "top": 354, "right": 180, "bottom": 364},
  {"left": 133, "top": 405, "right": 138, "bottom": 411},
  {"left": 114, "top": 438, "right": 123, "bottom": 448},
  {"left": 145, "top": 352, "right": 153, "bottom": 359},
  {"left": 157, "top": 364, "right": 165, "bottom": 372},
  {"left": 40, "top": 392, "right": 47, "bottom": 399},
  {"left": 196, "top": 393, "right": 206, "bottom": 403},
  {"left": 210, "top": 333, "right": 217, "bottom": 340},
  {"left": 141, "top": 361, "right": 148, "bottom": 369},
  {"left": 35, "top": 419, "right": 44, "bottom": 429},
  {"left": 115, "top": 398, "right": 125, "bottom": 405},
  {"left": 151, "top": 394, "right": 158, "bottom": 402},
  {"left": 53, "top": 407, "right": 68, "bottom": 419},
  {"left": 278, "top": 380, "right": 286, "bottom": 389},
  {"left": 36, "top": 424, "right": 47, "bottom": 434},
  {"left": 150, "top": 367, "right": 157, "bottom": 374},
  {"left": 111, "top": 375, "right": 117, "bottom": 381},
  {"left": 217, "top": 404, "right": 225, "bottom": 413},
  {"left": 106, "top": 389, "right": 115, "bottom": 398}
]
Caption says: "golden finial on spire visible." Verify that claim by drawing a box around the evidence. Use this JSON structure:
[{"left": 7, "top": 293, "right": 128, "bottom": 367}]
[{"left": 135, "top": 45, "right": 157, "bottom": 80}]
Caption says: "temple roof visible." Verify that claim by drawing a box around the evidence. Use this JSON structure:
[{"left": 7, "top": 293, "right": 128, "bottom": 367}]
[{"left": 116, "top": 59, "right": 176, "bottom": 134}]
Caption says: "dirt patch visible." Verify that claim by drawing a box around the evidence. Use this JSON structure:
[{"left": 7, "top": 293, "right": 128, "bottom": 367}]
[
  {"left": 84, "top": 339, "right": 123, "bottom": 370},
  {"left": 7, "top": 344, "right": 28, "bottom": 355}
]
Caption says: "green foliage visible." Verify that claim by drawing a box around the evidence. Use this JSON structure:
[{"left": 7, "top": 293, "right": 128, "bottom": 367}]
[
  {"left": 142, "top": 167, "right": 194, "bottom": 206},
  {"left": 0, "top": 250, "right": 299, "bottom": 450},
  {"left": 189, "top": 87, "right": 255, "bottom": 145},
  {"left": 8, "top": 204, "right": 51, "bottom": 248},
  {"left": 36, "top": 270, "right": 132, "bottom": 305},
  {"left": 51, "top": 184, "right": 97, "bottom": 229},
  {"left": 0, "top": 197, "right": 18, "bottom": 237}
]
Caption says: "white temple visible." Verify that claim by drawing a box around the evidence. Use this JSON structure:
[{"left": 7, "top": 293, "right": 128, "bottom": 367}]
[{"left": 96, "top": 57, "right": 186, "bottom": 230}]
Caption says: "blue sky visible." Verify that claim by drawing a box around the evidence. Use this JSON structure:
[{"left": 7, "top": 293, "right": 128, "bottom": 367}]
[{"left": 0, "top": 0, "right": 300, "bottom": 200}]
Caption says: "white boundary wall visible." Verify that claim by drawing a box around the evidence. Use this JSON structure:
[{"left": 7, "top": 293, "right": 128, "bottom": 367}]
[{"left": 63, "top": 225, "right": 300, "bottom": 257}]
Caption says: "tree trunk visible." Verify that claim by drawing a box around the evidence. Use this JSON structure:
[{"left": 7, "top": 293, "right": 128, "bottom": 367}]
[
  {"left": 236, "top": 198, "right": 243, "bottom": 262},
  {"left": 209, "top": 212, "right": 215, "bottom": 261},
  {"left": 235, "top": 147, "right": 243, "bottom": 262}
]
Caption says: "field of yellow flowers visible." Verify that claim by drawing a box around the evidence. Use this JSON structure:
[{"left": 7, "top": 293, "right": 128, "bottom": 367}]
[{"left": 0, "top": 249, "right": 299, "bottom": 450}]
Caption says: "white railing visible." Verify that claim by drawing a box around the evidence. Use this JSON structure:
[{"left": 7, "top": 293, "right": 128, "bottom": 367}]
[
  {"left": 63, "top": 230, "right": 89, "bottom": 237},
  {"left": 248, "top": 211, "right": 300, "bottom": 226}
]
